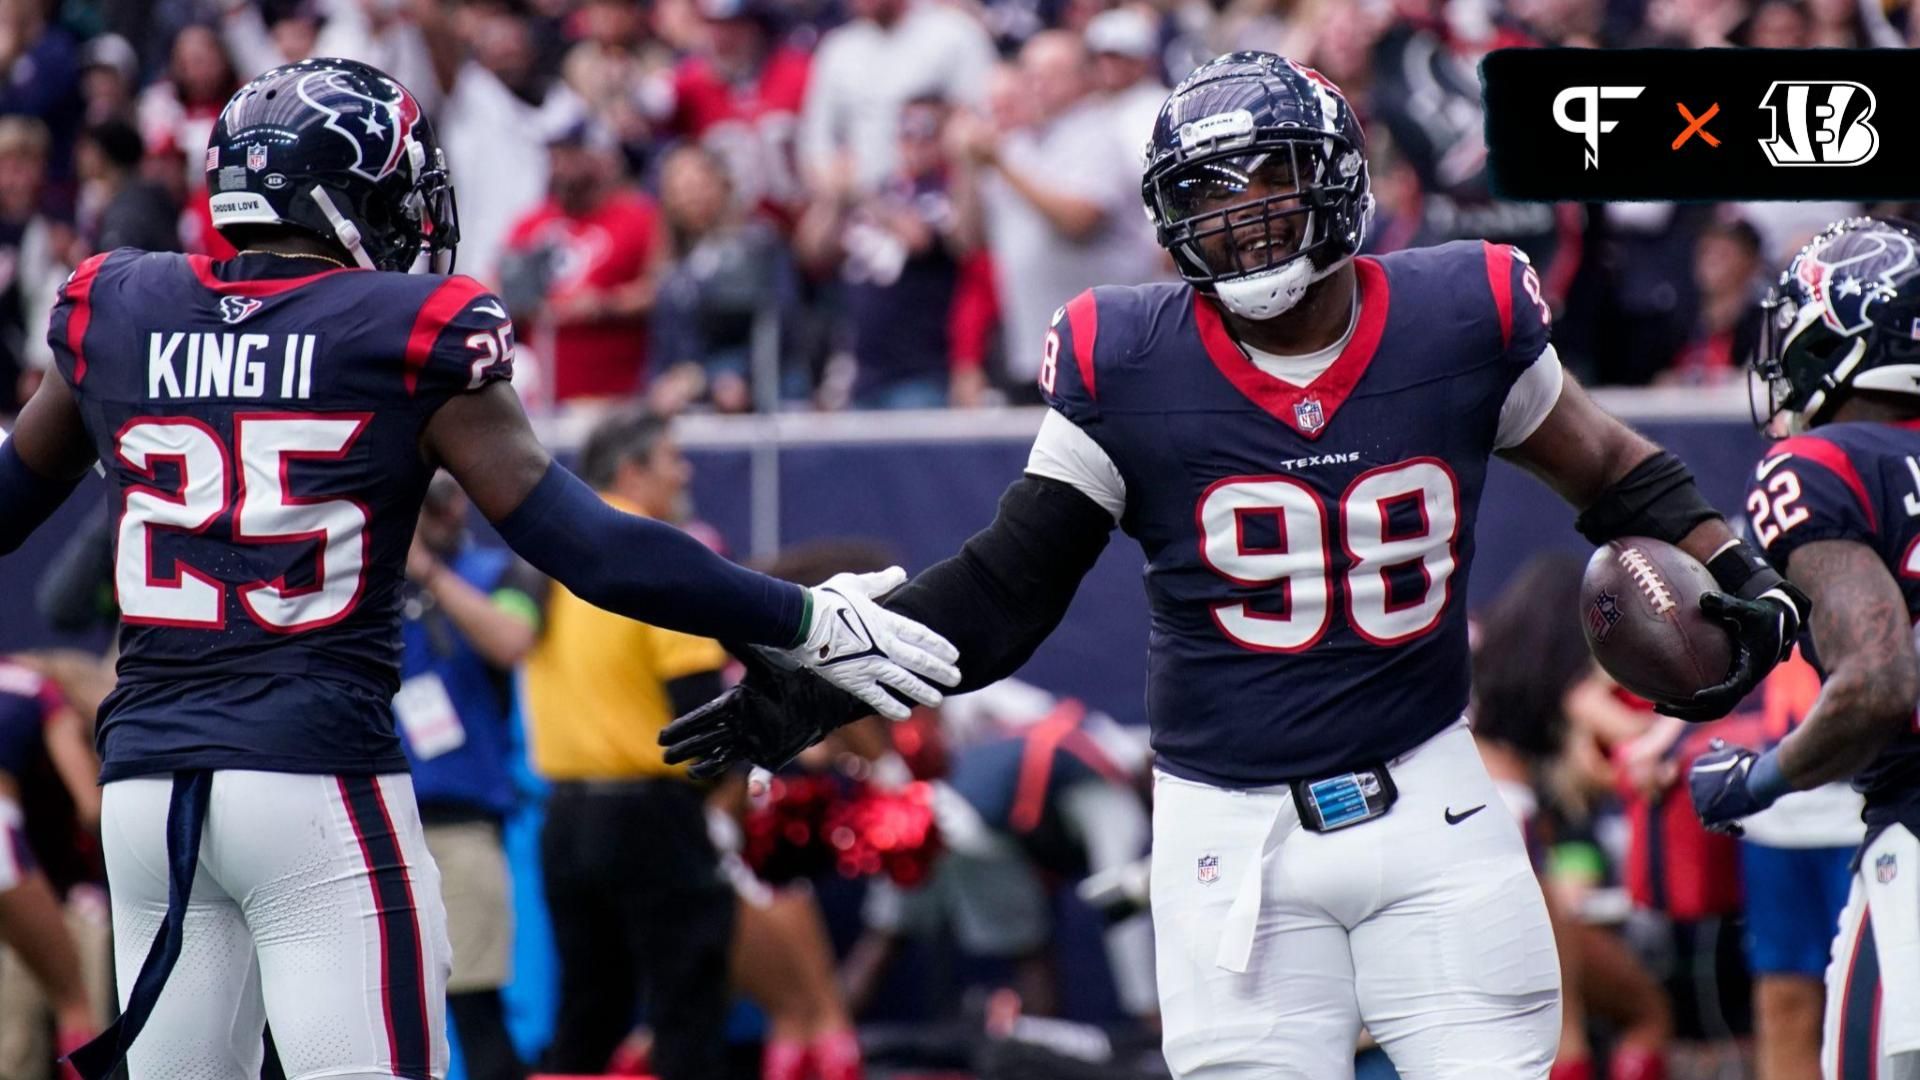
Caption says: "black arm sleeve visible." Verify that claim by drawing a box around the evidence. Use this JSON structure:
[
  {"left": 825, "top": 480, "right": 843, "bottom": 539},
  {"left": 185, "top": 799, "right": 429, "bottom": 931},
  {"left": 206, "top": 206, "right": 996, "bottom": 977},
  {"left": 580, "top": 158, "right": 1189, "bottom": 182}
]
[
  {"left": 1572, "top": 450, "right": 1720, "bottom": 546},
  {"left": 882, "top": 473, "right": 1117, "bottom": 693},
  {"left": 493, "top": 462, "right": 808, "bottom": 646}
]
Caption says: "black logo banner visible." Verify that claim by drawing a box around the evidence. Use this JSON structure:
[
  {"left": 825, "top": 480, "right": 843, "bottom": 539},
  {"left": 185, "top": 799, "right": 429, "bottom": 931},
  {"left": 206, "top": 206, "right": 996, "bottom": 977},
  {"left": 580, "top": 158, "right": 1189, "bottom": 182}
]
[{"left": 1483, "top": 48, "right": 1920, "bottom": 201}]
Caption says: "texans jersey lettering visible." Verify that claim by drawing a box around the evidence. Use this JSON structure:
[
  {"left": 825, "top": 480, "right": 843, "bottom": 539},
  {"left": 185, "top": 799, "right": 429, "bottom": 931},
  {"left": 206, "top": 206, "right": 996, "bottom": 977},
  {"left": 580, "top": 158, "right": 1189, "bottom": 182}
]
[
  {"left": 1039, "top": 240, "right": 1553, "bottom": 786},
  {"left": 1747, "top": 421, "right": 1920, "bottom": 834},
  {"left": 47, "top": 248, "right": 515, "bottom": 781}
]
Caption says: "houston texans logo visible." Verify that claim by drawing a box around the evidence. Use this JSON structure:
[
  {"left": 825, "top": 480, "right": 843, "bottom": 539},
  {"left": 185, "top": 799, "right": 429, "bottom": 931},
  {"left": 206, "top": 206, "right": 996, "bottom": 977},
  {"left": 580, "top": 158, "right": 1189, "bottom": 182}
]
[
  {"left": 1796, "top": 228, "right": 1916, "bottom": 336},
  {"left": 295, "top": 70, "right": 420, "bottom": 183},
  {"left": 219, "top": 295, "right": 262, "bottom": 324}
]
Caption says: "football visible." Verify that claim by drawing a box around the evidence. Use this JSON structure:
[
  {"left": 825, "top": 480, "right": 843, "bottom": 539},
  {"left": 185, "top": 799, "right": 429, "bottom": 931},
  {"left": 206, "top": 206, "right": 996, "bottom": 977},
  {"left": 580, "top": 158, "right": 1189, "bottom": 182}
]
[{"left": 1579, "top": 537, "right": 1734, "bottom": 705}]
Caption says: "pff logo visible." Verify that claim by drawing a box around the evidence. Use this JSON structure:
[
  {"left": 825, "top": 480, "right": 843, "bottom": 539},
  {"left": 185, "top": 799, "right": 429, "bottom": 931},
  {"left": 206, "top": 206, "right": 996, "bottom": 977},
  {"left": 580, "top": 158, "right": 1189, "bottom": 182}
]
[
  {"left": 1758, "top": 81, "right": 1878, "bottom": 167},
  {"left": 1552, "top": 86, "right": 1645, "bottom": 170}
]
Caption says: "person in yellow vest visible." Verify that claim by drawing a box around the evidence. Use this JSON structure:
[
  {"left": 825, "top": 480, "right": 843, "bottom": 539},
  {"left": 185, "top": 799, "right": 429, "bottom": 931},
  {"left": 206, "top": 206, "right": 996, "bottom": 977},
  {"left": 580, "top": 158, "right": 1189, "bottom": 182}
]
[{"left": 522, "top": 410, "right": 734, "bottom": 1080}]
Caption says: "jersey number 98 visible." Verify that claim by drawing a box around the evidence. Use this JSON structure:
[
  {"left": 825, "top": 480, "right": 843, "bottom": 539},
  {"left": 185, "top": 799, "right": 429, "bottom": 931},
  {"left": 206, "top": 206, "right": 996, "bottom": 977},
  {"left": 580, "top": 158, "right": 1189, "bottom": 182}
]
[{"left": 1198, "top": 459, "right": 1460, "bottom": 652}]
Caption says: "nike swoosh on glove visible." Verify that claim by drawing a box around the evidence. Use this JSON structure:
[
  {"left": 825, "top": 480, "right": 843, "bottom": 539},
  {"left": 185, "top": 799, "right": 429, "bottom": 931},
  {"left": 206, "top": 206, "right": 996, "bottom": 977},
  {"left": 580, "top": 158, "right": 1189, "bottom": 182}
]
[
  {"left": 1657, "top": 572, "right": 1810, "bottom": 722},
  {"left": 1687, "top": 739, "right": 1782, "bottom": 835},
  {"left": 658, "top": 646, "right": 871, "bottom": 779},
  {"left": 781, "top": 567, "right": 961, "bottom": 720}
]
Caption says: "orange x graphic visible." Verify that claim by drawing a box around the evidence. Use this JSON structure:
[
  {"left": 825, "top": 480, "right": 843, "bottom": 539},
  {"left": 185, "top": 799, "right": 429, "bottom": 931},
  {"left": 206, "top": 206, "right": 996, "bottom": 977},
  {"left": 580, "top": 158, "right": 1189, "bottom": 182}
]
[{"left": 1673, "top": 102, "right": 1721, "bottom": 150}]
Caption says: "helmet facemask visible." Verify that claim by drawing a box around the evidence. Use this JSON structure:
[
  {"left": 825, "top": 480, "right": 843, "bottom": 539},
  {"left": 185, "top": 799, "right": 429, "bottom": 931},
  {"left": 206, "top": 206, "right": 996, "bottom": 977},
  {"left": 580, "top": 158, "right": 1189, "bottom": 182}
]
[{"left": 1147, "top": 136, "right": 1370, "bottom": 320}]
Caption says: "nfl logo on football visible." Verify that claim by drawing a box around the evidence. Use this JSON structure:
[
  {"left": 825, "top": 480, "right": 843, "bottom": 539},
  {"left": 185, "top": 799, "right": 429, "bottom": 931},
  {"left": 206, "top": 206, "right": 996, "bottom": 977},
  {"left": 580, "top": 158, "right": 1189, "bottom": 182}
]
[
  {"left": 1197, "top": 853, "right": 1220, "bottom": 885},
  {"left": 1295, "top": 397, "right": 1326, "bottom": 434},
  {"left": 1879, "top": 853, "right": 1898, "bottom": 883},
  {"left": 247, "top": 144, "right": 268, "bottom": 172},
  {"left": 1587, "top": 592, "right": 1621, "bottom": 641}
]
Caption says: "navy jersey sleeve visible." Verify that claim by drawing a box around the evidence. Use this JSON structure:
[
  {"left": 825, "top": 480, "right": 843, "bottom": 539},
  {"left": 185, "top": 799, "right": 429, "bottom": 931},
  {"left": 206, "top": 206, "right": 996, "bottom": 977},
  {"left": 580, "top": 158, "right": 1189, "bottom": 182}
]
[
  {"left": 44, "top": 250, "right": 118, "bottom": 389},
  {"left": 1746, "top": 436, "right": 1880, "bottom": 570},
  {"left": 405, "top": 275, "right": 516, "bottom": 406},
  {"left": 1038, "top": 290, "right": 1100, "bottom": 426},
  {"left": 1483, "top": 241, "right": 1552, "bottom": 373}
]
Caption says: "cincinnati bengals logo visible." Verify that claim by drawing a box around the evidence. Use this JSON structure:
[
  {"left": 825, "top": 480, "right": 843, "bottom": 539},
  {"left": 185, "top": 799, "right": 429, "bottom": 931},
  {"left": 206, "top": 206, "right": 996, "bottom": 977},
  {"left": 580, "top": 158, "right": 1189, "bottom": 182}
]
[
  {"left": 294, "top": 70, "right": 421, "bottom": 183},
  {"left": 1758, "top": 81, "right": 1879, "bottom": 168},
  {"left": 1794, "top": 227, "right": 1916, "bottom": 337}
]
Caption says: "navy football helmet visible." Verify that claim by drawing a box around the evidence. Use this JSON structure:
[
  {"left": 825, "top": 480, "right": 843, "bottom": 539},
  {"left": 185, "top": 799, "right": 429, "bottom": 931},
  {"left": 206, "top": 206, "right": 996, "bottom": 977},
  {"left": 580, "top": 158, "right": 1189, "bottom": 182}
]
[
  {"left": 205, "top": 57, "right": 457, "bottom": 273},
  {"left": 1141, "top": 51, "right": 1372, "bottom": 320},
  {"left": 1755, "top": 216, "right": 1920, "bottom": 429}
]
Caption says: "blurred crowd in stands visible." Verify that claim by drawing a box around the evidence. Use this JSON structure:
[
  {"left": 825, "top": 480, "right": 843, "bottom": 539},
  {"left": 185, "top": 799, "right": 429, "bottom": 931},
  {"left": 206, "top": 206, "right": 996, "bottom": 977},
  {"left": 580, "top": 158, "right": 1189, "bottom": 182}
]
[{"left": 0, "top": 0, "right": 1915, "bottom": 418}]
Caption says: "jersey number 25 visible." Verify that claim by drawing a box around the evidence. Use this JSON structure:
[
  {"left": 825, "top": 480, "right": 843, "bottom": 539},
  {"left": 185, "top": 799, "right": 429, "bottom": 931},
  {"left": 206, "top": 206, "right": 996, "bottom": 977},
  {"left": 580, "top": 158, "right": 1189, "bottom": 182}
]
[
  {"left": 116, "top": 415, "right": 370, "bottom": 632},
  {"left": 1198, "top": 459, "right": 1460, "bottom": 651}
]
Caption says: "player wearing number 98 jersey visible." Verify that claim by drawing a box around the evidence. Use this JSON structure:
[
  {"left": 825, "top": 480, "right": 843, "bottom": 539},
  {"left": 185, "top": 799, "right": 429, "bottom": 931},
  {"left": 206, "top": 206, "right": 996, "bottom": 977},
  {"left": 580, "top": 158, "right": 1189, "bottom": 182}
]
[
  {"left": 661, "top": 52, "right": 1808, "bottom": 1079},
  {"left": 0, "top": 58, "right": 961, "bottom": 1080}
]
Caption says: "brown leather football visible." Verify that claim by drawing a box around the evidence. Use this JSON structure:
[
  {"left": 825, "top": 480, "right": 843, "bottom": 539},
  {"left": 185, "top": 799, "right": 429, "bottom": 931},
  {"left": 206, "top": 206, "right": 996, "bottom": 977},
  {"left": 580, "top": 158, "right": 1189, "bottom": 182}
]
[{"left": 1579, "top": 537, "right": 1734, "bottom": 704}]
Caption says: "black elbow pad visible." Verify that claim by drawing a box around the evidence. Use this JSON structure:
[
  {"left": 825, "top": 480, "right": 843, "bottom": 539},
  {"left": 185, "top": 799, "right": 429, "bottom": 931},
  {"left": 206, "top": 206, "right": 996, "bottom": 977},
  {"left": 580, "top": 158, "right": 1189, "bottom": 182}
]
[{"left": 1573, "top": 451, "right": 1719, "bottom": 546}]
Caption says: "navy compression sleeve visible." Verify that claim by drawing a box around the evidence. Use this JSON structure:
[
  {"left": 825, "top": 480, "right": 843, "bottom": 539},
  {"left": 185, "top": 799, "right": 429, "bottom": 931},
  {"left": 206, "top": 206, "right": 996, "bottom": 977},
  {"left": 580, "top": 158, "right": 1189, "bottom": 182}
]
[
  {"left": 494, "top": 462, "right": 808, "bottom": 646},
  {"left": 0, "top": 437, "right": 81, "bottom": 555}
]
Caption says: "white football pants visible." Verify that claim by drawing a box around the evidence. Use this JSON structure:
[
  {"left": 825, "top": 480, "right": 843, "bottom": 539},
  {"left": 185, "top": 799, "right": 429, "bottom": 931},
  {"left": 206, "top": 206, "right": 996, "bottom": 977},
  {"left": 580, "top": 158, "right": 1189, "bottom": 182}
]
[
  {"left": 1151, "top": 720, "right": 1561, "bottom": 1079},
  {"left": 102, "top": 771, "right": 451, "bottom": 1080},
  {"left": 1824, "top": 823, "right": 1920, "bottom": 1080}
]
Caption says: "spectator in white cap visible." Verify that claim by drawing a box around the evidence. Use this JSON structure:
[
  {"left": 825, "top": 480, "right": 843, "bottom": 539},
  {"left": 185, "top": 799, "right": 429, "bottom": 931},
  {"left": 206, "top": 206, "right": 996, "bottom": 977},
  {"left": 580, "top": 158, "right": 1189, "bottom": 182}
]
[{"left": 1086, "top": 6, "right": 1166, "bottom": 151}]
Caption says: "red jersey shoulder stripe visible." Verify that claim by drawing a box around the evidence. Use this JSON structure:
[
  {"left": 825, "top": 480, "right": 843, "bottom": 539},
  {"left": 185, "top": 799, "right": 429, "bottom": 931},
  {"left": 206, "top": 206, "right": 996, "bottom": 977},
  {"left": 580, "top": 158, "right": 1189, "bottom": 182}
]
[
  {"left": 1482, "top": 241, "right": 1515, "bottom": 351},
  {"left": 1065, "top": 290, "right": 1099, "bottom": 401},
  {"left": 403, "top": 276, "right": 492, "bottom": 395},
  {"left": 61, "top": 252, "right": 111, "bottom": 383}
]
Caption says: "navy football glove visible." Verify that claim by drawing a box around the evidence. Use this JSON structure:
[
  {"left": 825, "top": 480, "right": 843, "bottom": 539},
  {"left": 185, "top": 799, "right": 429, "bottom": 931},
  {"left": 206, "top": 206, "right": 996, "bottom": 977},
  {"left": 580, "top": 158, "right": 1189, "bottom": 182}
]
[
  {"left": 659, "top": 645, "right": 874, "bottom": 779},
  {"left": 1658, "top": 562, "right": 1809, "bottom": 722},
  {"left": 1687, "top": 739, "right": 1790, "bottom": 835}
]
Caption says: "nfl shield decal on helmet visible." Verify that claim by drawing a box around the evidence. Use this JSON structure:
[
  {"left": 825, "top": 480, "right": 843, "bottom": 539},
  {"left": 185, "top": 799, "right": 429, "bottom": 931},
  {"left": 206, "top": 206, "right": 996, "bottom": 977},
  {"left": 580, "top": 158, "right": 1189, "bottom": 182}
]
[
  {"left": 1294, "top": 397, "right": 1326, "bottom": 434},
  {"left": 1879, "top": 852, "right": 1898, "bottom": 883},
  {"left": 1197, "top": 853, "right": 1220, "bottom": 885},
  {"left": 247, "top": 143, "right": 268, "bottom": 171}
]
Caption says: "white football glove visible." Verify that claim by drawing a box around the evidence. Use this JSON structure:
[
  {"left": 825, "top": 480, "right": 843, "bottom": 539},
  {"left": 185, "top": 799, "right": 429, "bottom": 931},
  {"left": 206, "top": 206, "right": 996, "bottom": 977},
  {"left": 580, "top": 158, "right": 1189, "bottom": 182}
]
[{"left": 781, "top": 567, "right": 961, "bottom": 720}]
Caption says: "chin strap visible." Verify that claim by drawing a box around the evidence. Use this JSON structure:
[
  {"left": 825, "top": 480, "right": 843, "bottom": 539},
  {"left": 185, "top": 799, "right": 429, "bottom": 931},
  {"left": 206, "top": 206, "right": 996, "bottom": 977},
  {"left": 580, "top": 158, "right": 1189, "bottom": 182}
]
[
  {"left": 1214, "top": 252, "right": 1354, "bottom": 321},
  {"left": 308, "top": 187, "right": 377, "bottom": 270}
]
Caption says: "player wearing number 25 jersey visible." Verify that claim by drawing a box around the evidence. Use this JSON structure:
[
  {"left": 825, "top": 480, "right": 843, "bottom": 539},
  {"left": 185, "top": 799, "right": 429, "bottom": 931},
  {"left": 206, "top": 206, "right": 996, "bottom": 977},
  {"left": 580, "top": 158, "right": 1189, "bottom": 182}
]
[
  {"left": 0, "top": 58, "right": 960, "bottom": 1080},
  {"left": 664, "top": 53, "right": 1807, "bottom": 1080},
  {"left": 59, "top": 250, "right": 515, "bottom": 779},
  {"left": 1683, "top": 217, "right": 1920, "bottom": 1080}
]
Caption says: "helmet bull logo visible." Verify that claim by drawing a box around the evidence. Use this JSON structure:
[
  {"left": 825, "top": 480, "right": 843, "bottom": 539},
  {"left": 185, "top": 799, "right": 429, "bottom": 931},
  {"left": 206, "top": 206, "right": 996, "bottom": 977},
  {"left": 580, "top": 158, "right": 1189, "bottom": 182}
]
[{"left": 294, "top": 70, "right": 421, "bottom": 183}]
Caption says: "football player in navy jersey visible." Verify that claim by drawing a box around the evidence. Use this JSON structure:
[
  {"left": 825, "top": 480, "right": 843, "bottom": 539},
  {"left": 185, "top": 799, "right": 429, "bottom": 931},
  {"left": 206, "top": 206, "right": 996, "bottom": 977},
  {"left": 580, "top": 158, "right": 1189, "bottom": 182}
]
[
  {"left": 0, "top": 57, "right": 960, "bottom": 1080},
  {"left": 664, "top": 52, "right": 1809, "bottom": 1079},
  {"left": 1685, "top": 217, "right": 1920, "bottom": 1080}
]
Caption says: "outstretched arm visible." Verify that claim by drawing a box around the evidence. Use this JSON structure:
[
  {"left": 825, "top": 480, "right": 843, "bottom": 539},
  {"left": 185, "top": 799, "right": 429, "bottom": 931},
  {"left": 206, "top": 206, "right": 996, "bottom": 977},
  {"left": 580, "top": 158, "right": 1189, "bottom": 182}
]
[
  {"left": 423, "top": 381, "right": 807, "bottom": 645},
  {"left": 661, "top": 470, "right": 1115, "bottom": 776},
  {"left": 1505, "top": 375, "right": 1808, "bottom": 719},
  {"left": 0, "top": 373, "right": 96, "bottom": 555},
  {"left": 883, "top": 473, "right": 1115, "bottom": 693},
  {"left": 423, "top": 382, "right": 958, "bottom": 718}
]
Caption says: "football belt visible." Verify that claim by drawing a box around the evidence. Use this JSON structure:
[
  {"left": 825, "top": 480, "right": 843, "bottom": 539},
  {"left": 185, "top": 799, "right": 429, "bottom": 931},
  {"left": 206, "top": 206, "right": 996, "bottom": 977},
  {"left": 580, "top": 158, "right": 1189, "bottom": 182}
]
[{"left": 1290, "top": 763, "right": 1398, "bottom": 833}]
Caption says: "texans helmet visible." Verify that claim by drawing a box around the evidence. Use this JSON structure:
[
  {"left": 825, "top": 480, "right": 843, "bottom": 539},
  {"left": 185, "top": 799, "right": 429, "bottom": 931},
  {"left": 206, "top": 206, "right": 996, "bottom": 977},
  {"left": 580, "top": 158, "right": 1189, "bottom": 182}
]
[
  {"left": 1754, "top": 216, "right": 1920, "bottom": 429},
  {"left": 205, "top": 57, "right": 457, "bottom": 273},
  {"left": 1141, "top": 51, "right": 1373, "bottom": 321}
]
